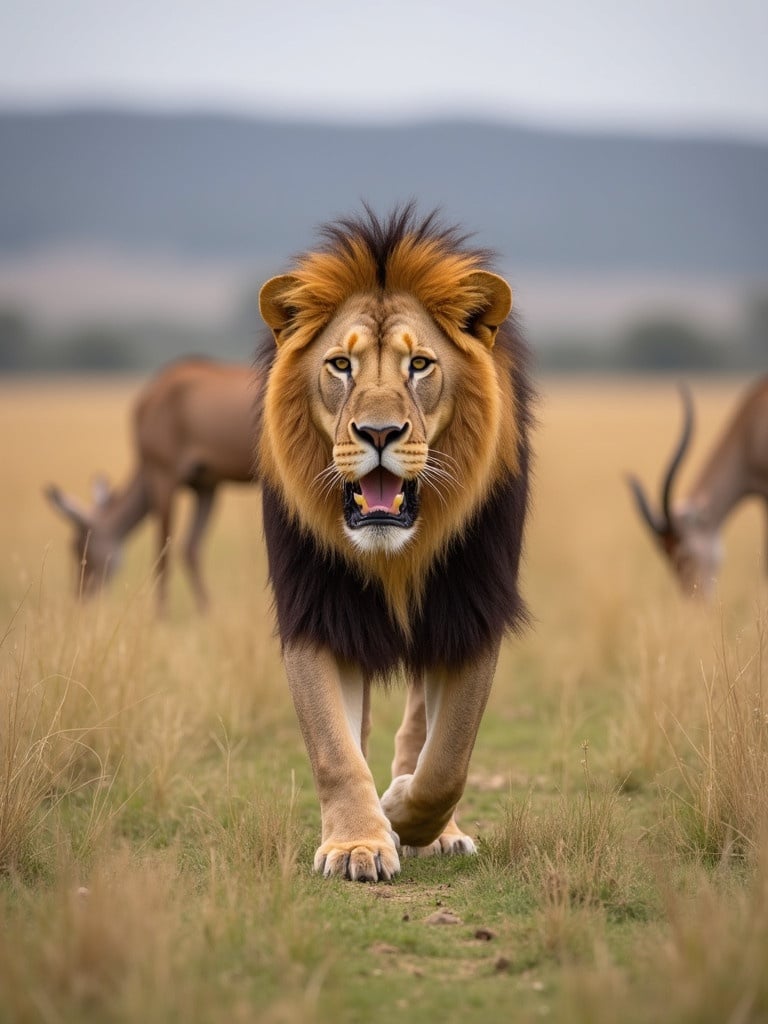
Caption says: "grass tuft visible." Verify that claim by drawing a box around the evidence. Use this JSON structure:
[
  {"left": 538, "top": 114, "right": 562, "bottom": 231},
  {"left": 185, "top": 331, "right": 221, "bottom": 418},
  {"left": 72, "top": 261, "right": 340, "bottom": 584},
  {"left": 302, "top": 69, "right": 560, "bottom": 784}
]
[
  {"left": 482, "top": 742, "right": 656, "bottom": 964},
  {"left": 0, "top": 602, "right": 108, "bottom": 879},
  {"left": 662, "top": 614, "right": 768, "bottom": 862}
]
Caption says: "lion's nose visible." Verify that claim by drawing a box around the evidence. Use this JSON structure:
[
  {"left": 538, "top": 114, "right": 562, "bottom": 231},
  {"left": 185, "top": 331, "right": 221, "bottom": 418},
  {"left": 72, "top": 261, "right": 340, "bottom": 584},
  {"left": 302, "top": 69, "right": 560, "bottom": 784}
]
[{"left": 351, "top": 422, "right": 409, "bottom": 453}]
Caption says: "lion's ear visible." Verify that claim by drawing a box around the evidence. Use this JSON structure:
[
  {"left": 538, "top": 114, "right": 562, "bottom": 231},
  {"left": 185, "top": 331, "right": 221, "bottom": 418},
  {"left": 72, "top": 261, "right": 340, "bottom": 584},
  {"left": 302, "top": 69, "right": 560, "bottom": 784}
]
[
  {"left": 259, "top": 275, "right": 301, "bottom": 345},
  {"left": 463, "top": 271, "right": 513, "bottom": 348}
]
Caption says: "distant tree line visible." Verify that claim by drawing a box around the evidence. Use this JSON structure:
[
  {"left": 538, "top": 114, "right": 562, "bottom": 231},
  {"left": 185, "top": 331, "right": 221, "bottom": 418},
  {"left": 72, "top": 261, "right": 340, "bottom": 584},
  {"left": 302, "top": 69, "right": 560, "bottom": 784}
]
[
  {"left": 0, "top": 309, "right": 253, "bottom": 374},
  {"left": 2, "top": 291, "right": 767, "bottom": 375},
  {"left": 0, "top": 309, "right": 140, "bottom": 372},
  {"left": 537, "top": 292, "right": 768, "bottom": 373}
]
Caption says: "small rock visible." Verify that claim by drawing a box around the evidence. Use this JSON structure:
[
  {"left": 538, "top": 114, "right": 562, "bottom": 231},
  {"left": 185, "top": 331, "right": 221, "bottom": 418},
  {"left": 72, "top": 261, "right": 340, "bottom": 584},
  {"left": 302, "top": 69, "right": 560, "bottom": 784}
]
[{"left": 474, "top": 927, "right": 495, "bottom": 941}]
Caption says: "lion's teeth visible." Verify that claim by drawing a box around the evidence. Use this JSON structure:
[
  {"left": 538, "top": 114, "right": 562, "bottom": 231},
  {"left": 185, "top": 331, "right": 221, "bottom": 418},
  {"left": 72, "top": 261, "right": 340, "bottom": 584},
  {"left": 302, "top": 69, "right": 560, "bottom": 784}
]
[{"left": 353, "top": 490, "right": 403, "bottom": 516}]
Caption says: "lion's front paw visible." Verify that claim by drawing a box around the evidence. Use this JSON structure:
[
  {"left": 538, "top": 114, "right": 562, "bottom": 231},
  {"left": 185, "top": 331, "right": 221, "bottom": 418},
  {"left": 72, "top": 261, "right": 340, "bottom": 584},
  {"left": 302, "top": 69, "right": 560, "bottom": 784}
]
[
  {"left": 380, "top": 774, "right": 455, "bottom": 848},
  {"left": 402, "top": 819, "right": 477, "bottom": 858},
  {"left": 314, "top": 836, "right": 400, "bottom": 882},
  {"left": 378, "top": 774, "right": 415, "bottom": 823}
]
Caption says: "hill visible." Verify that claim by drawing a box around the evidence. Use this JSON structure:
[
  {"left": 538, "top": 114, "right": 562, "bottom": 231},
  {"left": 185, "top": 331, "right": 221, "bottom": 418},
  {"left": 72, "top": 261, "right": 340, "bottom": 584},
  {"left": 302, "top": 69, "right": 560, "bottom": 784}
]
[{"left": 1, "top": 110, "right": 767, "bottom": 275}]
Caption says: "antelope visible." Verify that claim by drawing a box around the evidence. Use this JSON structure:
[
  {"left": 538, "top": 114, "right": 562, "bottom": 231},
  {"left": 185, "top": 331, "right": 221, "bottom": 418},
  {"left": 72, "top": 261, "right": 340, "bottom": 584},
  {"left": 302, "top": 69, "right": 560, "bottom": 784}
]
[
  {"left": 627, "top": 377, "right": 768, "bottom": 597},
  {"left": 46, "top": 358, "right": 260, "bottom": 610}
]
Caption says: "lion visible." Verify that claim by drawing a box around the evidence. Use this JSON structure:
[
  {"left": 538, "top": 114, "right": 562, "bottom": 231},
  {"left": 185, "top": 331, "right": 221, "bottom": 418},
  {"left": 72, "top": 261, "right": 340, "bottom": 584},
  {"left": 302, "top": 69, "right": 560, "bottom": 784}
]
[{"left": 255, "top": 206, "right": 532, "bottom": 882}]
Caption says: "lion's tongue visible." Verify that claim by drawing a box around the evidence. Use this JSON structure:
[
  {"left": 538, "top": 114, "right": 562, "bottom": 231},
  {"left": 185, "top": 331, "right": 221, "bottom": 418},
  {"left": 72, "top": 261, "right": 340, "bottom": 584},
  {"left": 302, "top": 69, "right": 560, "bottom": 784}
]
[{"left": 359, "top": 468, "right": 403, "bottom": 513}]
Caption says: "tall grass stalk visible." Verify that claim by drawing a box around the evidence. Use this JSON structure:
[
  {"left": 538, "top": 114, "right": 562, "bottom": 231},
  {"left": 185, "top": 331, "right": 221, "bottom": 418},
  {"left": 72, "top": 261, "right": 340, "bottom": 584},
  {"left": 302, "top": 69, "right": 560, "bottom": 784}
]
[
  {"left": 664, "top": 615, "right": 768, "bottom": 861},
  {"left": 1, "top": 608, "right": 108, "bottom": 876}
]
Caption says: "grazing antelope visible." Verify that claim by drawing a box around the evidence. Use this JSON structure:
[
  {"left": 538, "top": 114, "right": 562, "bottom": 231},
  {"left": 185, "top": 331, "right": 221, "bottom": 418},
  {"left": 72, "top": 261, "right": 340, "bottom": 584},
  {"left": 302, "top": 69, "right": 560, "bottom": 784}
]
[
  {"left": 46, "top": 358, "right": 259, "bottom": 610},
  {"left": 627, "top": 377, "right": 768, "bottom": 597}
]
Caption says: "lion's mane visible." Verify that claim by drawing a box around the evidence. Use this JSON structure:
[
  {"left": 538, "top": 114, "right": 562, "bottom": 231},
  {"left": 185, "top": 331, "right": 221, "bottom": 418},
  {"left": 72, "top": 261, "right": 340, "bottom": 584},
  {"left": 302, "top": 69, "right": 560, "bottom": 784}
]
[{"left": 255, "top": 206, "right": 533, "bottom": 681}]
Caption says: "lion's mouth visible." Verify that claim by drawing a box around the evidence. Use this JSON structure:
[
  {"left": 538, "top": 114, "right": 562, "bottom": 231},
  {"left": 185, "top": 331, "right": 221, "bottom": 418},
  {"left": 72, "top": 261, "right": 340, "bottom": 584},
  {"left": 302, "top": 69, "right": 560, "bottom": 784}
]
[{"left": 343, "top": 468, "right": 419, "bottom": 530}]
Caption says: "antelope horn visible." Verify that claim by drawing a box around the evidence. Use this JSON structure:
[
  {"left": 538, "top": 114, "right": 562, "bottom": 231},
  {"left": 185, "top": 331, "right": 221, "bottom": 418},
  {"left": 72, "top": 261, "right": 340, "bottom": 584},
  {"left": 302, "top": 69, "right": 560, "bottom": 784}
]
[
  {"left": 626, "top": 473, "right": 665, "bottom": 536},
  {"left": 44, "top": 484, "right": 92, "bottom": 528},
  {"left": 660, "top": 383, "right": 694, "bottom": 529},
  {"left": 626, "top": 383, "right": 694, "bottom": 538}
]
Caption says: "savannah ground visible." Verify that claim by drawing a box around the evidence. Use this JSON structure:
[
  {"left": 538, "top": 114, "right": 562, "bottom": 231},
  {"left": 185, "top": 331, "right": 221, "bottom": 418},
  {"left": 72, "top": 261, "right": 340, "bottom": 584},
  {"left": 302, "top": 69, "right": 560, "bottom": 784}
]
[{"left": 1, "top": 374, "right": 767, "bottom": 1023}]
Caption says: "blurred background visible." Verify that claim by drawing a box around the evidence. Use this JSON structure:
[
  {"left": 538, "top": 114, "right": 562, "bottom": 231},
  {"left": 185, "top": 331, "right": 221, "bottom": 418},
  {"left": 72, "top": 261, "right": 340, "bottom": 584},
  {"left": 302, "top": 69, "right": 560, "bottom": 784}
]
[{"left": 0, "top": 0, "right": 767, "bottom": 375}]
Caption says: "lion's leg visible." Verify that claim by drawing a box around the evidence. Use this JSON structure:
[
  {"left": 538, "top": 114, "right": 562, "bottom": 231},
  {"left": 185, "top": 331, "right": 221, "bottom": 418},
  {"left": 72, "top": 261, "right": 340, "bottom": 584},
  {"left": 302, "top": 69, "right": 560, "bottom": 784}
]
[
  {"left": 381, "top": 642, "right": 499, "bottom": 850},
  {"left": 391, "top": 677, "right": 427, "bottom": 777},
  {"left": 361, "top": 674, "right": 372, "bottom": 760},
  {"left": 391, "top": 678, "right": 478, "bottom": 857},
  {"left": 283, "top": 640, "right": 399, "bottom": 882}
]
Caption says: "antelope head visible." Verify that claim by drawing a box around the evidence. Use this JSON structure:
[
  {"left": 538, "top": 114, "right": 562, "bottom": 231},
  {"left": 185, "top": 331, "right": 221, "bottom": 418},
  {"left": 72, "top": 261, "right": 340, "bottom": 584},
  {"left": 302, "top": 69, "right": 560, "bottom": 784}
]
[
  {"left": 44, "top": 475, "right": 123, "bottom": 597},
  {"left": 627, "top": 385, "right": 722, "bottom": 598}
]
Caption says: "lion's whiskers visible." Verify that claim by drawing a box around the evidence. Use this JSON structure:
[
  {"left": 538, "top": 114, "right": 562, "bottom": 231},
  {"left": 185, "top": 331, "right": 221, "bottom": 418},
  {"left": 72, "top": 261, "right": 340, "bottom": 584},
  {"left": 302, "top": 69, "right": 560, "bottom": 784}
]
[
  {"left": 420, "top": 473, "right": 451, "bottom": 509},
  {"left": 427, "top": 449, "right": 461, "bottom": 472},
  {"left": 423, "top": 464, "right": 457, "bottom": 485},
  {"left": 417, "top": 450, "right": 462, "bottom": 510},
  {"left": 430, "top": 450, "right": 458, "bottom": 466},
  {"left": 313, "top": 463, "right": 345, "bottom": 502},
  {"left": 425, "top": 455, "right": 459, "bottom": 487}
]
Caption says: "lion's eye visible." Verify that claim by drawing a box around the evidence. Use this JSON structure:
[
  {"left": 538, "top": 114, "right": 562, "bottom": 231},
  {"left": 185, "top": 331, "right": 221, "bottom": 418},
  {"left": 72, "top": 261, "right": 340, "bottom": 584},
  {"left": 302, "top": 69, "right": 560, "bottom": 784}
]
[
  {"left": 409, "top": 356, "right": 433, "bottom": 374},
  {"left": 328, "top": 356, "right": 351, "bottom": 373}
]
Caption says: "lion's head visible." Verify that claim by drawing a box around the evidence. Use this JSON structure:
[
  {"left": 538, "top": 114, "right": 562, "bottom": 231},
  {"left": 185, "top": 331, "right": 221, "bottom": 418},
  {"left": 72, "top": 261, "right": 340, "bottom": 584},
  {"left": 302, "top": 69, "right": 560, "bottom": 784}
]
[{"left": 257, "top": 207, "right": 525, "bottom": 631}]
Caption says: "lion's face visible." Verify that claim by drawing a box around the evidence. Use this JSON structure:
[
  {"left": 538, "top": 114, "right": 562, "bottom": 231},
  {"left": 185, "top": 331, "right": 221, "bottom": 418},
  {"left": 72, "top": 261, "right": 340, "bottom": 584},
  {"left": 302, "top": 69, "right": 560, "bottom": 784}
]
[
  {"left": 305, "top": 293, "right": 466, "bottom": 554},
  {"left": 258, "top": 230, "right": 520, "bottom": 622}
]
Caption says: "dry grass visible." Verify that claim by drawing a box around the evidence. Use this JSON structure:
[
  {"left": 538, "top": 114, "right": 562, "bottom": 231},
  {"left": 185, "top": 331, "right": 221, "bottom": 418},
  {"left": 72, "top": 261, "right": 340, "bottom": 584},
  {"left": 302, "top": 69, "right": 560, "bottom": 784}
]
[
  {"left": 0, "top": 605, "right": 97, "bottom": 876},
  {"left": 1, "top": 373, "right": 767, "bottom": 1022},
  {"left": 661, "top": 615, "right": 768, "bottom": 861},
  {"left": 560, "top": 838, "right": 768, "bottom": 1024}
]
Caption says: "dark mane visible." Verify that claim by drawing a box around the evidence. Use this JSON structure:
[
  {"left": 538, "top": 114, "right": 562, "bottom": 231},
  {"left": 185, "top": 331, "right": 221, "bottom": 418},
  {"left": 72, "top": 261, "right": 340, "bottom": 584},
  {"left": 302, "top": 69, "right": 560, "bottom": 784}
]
[{"left": 317, "top": 202, "right": 493, "bottom": 288}]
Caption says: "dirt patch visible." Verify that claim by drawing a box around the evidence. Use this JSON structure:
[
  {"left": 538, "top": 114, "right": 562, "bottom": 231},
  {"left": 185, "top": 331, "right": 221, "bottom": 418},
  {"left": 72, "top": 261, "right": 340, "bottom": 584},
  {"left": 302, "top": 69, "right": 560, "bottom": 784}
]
[{"left": 425, "top": 910, "right": 462, "bottom": 925}]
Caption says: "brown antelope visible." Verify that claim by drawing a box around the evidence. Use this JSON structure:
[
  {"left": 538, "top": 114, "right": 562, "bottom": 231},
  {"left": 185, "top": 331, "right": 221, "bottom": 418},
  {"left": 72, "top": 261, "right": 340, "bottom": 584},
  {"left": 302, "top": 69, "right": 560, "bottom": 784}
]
[
  {"left": 627, "top": 377, "right": 768, "bottom": 597},
  {"left": 46, "top": 358, "right": 259, "bottom": 610}
]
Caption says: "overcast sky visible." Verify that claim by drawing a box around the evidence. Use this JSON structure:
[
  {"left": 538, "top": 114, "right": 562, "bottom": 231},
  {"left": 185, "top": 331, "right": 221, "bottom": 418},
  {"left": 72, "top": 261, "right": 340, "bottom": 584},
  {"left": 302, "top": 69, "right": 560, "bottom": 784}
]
[{"left": 1, "top": 0, "right": 767, "bottom": 139}]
